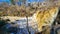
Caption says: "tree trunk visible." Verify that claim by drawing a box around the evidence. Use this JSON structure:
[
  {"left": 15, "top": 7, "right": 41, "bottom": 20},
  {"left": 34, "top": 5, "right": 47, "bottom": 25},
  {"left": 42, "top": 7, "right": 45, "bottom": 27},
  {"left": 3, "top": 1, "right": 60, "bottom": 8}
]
[{"left": 26, "top": 16, "right": 30, "bottom": 34}]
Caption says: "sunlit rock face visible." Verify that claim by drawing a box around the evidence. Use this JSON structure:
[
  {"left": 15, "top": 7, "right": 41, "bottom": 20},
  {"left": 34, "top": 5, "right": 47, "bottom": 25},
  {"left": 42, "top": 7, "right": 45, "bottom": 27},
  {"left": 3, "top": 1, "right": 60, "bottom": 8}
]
[{"left": 32, "top": 7, "right": 59, "bottom": 32}]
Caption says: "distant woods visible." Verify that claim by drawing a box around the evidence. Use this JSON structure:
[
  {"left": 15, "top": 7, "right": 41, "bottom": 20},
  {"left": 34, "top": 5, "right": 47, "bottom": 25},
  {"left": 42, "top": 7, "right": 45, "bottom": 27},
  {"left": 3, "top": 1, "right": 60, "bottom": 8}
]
[
  {"left": 0, "top": 0, "right": 37, "bottom": 17},
  {"left": 0, "top": 0, "right": 60, "bottom": 17},
  {"left": 0, "top": 5, "right": 35, "bottom": 17},
  {"left": 10, "top": 0, "right": 26, "bottom": 5}
]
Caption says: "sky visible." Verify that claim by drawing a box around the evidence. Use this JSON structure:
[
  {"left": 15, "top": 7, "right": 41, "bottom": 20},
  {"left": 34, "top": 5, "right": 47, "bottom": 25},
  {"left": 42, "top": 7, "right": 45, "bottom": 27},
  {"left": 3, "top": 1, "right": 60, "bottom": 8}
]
[
  {"left": 0, "top": 0, "right": 44, "bottom": 5},
  {"left": 0, "top": 0, "right": 10, "bottom": 2},
  {"left": 0, "top": 0, "right": 44, "bottom": 3},
  {"left": 0, "top": 0, "right": 10, "bottom": 4},
  {"left": 27, "top": 0, "right": 44, "bottom": 2}
]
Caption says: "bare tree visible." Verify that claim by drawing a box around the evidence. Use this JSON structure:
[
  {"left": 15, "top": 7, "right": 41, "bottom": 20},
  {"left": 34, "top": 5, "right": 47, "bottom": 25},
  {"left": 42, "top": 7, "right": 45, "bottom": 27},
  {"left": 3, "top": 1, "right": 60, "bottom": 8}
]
[
  {"left": 19, "top": 0, "right": 26, "bottom": 5},
  {"left": 44, "top": 0, "right": 60, "bottom": 7},
  {"left": 10, "top": 0, "right": 15, "bottom": 5}
]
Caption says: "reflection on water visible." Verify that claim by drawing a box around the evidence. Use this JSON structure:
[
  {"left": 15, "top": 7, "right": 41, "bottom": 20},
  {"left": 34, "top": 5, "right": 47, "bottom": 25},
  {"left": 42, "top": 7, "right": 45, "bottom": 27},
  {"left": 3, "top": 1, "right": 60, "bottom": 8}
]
[{"left": 0, "top": 17, "right": 37, "bottom": 34}]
